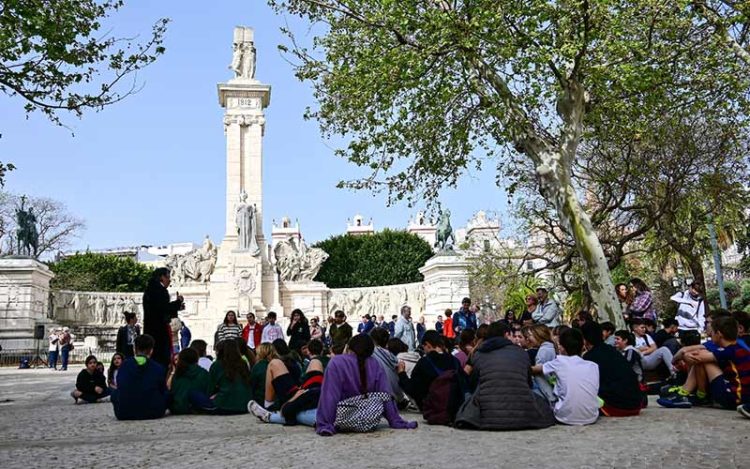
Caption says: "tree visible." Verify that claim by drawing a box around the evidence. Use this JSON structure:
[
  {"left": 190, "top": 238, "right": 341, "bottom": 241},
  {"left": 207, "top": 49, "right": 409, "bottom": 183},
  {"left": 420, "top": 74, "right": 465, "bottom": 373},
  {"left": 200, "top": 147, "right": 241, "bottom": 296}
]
[
  {"left": 313, "top": 230, "right": 433, "bottom": 288},
  {"left": 49, "top": 252, "right": 153, "bottom": 292},
  {"left": 268, "top": 0, "right": 748, "bottom": 328},
  {"left": 0, "top": 192, "right": 85, "bottom": 258},
  {"left": 0, "top": 0, "right": 168, "bottom": 184}
]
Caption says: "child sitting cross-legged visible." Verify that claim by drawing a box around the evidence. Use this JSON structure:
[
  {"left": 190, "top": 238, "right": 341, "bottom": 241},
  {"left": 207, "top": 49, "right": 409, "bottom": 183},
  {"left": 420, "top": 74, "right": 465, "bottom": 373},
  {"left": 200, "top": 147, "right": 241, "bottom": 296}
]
[
  {"left": 658, "top": 316, "right": 750, "bottom": 410},
  {"left": 531, "top": 328, "right": 600, "bottom": 425}
]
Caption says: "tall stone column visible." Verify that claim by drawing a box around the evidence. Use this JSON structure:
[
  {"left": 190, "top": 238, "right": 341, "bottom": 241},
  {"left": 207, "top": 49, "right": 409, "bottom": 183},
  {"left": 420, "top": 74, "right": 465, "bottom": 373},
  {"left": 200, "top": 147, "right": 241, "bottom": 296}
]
[{"left": 0, "top": 258, "right": 54, "bottom": 350}]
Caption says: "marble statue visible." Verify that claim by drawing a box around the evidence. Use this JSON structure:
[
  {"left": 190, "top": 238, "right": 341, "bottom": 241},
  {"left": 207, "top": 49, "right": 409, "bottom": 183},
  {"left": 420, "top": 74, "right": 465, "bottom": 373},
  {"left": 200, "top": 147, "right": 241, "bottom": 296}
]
[
  {"left": 236, "top": 191, "right": 260, "bottom": 255},
  {"left": 274, "top": 237, "right": 329, "bottom": 282},
  {"left": 15, "top": 196, "right": 39, "bottom": 257},
  {"left": 230, "top": 27, "right": 256, "bottom": 80},
  {"left": 165, "top": 236, "right": 218, "bottom": 284},
  {"left": 435, "top": 208, "right": 456, "bottom": 251}
]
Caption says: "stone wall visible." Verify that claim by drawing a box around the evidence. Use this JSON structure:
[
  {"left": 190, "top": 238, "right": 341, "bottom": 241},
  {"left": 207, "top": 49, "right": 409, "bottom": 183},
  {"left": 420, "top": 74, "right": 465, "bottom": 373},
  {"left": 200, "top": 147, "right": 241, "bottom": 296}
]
[{"left": 327, "top": 282, "right": 426, "bottom": 320}]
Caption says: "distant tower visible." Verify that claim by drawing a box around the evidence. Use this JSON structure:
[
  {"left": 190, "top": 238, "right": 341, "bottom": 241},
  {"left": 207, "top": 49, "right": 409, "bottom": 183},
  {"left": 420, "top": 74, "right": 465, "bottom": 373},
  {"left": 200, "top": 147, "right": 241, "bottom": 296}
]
[{"left": 346, "top": 214, "right": 374, "bottom": 236}]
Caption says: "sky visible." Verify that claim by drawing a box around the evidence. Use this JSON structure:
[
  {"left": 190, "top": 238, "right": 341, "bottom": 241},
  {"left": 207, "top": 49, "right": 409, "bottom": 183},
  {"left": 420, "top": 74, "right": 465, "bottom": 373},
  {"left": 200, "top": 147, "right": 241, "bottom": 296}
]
[{"left": 1, "top": 1, "right": 511, "bottom": 252}]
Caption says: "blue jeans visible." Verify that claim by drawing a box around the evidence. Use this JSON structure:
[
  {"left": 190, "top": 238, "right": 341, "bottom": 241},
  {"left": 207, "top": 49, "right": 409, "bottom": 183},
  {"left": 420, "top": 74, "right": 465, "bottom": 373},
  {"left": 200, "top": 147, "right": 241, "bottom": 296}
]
[
  {"left": 269, "top": 408, "right": 317, "bottom": 427},
  {"left": 60, "top": 346, "right": 70, "bottom": 370},
  {"left": 48, "top": 350, "right": 58, "bottom": 369}
]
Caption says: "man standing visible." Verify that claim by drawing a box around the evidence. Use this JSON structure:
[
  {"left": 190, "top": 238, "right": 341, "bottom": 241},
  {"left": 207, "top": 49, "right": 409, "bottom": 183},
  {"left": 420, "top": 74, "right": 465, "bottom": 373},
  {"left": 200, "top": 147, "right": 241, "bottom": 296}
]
[
  {"left": 329, "top": 310, "right": 353, "bottom": 349},
  {"left": 394, "top": 305, "right": 417, "bottom": 352},
  {"left": 260, "top": 312, "right": 284, "bottom": 343},
  {"left": 435, "top": 315, "right": 444, "bottom": 335},
  {"left": 48, "top": 328, "right": 60, "bottom": 370},
  {"left": 534, "top": 288, "right": 561, "bottom": 327},
  {"left": 242, "top": 312, "right": 263, "bottom": 351},
  {"left": 179, "top": 321, "right": 191, "bottom": 351},
  {"left": 670, "top": 284, "right": 705, "bottom": 345},
  {"left": 59, "top": 327, "right": 73, "bottom": 371},
  {"left": 453, "top": 297, "right": 478, "bottom": 335},
  {"left": 142, "top": 268, "right": 184, "bottom": 369},
  {"left": 388, "top": 315, "right": 397, "bottom": 335}
]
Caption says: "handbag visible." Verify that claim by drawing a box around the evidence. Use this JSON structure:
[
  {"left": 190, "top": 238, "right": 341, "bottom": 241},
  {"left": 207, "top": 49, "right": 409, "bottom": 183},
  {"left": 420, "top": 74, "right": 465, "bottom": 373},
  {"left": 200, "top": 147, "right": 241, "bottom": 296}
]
[{"left": 334, "top": 392, "right": 391, "bottom": 433}]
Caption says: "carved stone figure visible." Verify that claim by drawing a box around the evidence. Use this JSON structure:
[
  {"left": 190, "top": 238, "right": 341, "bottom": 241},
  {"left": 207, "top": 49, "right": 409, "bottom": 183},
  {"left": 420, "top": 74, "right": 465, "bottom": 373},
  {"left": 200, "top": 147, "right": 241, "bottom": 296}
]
[
  {"left": 274, "top": 237, "right": 329, "bottom": 282},
  {"left": 165, "top": 236, "right": 218, "bottom": 284},
  {"left": 435, "top": 208, "right": 456, "bottom": 251},
  {"left": 235, "top": 191, "right": 260, "bottom": 255},
  {"left": 230, "top": 27, "right": 256, "bottom": 80}
]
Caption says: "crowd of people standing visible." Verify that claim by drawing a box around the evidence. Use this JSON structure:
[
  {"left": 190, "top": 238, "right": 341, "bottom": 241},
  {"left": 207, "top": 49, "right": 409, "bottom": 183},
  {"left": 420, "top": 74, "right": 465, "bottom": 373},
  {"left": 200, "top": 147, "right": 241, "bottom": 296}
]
[{"left": 69, "top": 269, "right": 750, "bottom": 433}]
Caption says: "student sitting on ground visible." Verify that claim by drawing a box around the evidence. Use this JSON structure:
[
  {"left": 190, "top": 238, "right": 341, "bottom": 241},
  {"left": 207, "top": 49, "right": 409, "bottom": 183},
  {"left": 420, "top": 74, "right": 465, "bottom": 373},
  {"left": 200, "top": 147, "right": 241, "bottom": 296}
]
[
  {"left": 453, "top": 329, "right": 476, "bottom": 368},
  {"left": 454, "top": 321, "right": 555, "bottom": 430},
  {"left": 250, "top": 343, "right": 275, "bottom": 405},
  {"left": 613, "top": 330, "right": 644, "bottom": 384},
  {"left": 71, "top": 355, "right": 110, "bottom": 404},
  {"left": 369, "top": 327, "right": 408, "bottom": 407},
  {"left": 580, "top": 322, "right": 642, "bottom": 416},
  {"left": 658, "top": 316, "right": 750, "bottom": 409},
  {"left": 195, "top": 339, "right": 253, "bottom": 414},
  {"left": 398, "top": 331, "right": 463, "bottom": 412},
  {"left": 525, "top": 324, "right": 557, "bottom": 403},
  {"left": 111, "top": 334, "right": 169, "bottom": 420},
  {"left": 252, "top": 339, "right": 303, "bottom": 414},
  {"left": 653, "top": 319, "right": 681, "bottom": 355},
  {"left": 249, "top": 341, "right": 325, "bottom": 426},
  {"left": 388, "top": 338, "right": 419, "bottom": 377},
  {"left": 107, "top": 353, "right": 124, "bottom": 390},
  {"left": 601, "top": 322, "right": 616, "bottom": 347},
  {"left": 316, "top": 334, "right": 418, "bottom": 435},
  {"left": 631, "top": 319, "right": 674, "bottom": 375},
  {"left": 190, "top": 339, "right": 213, "bottom": 371},
  {"left": 168, "top": 347, "right": 211, "bottom": 415},
  {"left": 531, "top": 328, "right": 600, "bottom": 425}
]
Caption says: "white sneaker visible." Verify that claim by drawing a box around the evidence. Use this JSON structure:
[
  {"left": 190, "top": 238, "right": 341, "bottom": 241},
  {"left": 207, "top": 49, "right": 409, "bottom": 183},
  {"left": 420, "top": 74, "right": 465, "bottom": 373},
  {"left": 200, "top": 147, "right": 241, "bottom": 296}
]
[
  {"left": 248, "top": 400, "right": 270, "bottom": 422},
  {"left": 98, "top": 396, "right": 111, "bottom": 403}
]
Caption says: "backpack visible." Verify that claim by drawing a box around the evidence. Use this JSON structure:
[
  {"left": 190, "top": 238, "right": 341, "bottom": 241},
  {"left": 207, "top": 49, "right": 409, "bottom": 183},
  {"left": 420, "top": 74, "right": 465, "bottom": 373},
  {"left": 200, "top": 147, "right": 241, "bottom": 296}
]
[{"left": 422, "top": 357, "right": 465, "bottom": 426}]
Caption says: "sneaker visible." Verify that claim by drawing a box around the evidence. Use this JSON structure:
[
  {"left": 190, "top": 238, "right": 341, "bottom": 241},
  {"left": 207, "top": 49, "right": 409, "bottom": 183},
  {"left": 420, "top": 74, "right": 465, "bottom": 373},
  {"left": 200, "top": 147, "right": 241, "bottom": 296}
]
[
  {"left": 248, "top": 400, "right": 271, "bottom": 422},
  {"left": 657, "top": 395, "right": 693, "bottom": 409},
  {"left": 688, "top": 394, "right": 712, "bottom": 407},
  {"left": 659, "top": 384, "right": 682, "bottom": 398},
  {"left": 98, "top": 396, "right": 111, "bottom": 403},
  {"left": 738, "top": 403, "right": 750, "bottom": 419}
]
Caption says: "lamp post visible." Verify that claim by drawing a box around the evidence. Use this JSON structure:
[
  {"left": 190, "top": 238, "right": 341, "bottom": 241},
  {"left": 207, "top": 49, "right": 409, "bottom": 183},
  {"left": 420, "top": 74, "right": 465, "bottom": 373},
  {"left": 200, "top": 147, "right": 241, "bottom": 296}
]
[{"left": 706, "top": 214, "right": 728, "bottom": 309}]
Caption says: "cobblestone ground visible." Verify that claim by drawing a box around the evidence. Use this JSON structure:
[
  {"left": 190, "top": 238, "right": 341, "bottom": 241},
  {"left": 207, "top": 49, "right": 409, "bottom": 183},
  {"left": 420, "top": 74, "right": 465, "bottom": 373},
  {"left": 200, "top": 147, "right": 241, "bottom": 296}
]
[{"left": 0, "top": 368, "right": 748, "bottom": 469}]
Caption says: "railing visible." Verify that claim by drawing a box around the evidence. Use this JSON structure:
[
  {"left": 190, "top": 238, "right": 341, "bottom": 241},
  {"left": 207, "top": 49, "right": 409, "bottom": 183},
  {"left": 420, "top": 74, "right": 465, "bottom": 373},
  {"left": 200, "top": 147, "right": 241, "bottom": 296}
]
[{"left": 0, "top": 347, "right": 118, "bottom": 368}]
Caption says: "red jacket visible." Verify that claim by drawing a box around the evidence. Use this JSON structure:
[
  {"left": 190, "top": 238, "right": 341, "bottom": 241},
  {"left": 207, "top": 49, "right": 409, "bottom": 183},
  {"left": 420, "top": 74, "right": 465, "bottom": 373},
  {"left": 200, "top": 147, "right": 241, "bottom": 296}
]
[
  {"left": 241, "top": 322, "right": 263, "bottom": 348},
  {"left": 443, "top": 317, "right": 455, "bottom": 339}
]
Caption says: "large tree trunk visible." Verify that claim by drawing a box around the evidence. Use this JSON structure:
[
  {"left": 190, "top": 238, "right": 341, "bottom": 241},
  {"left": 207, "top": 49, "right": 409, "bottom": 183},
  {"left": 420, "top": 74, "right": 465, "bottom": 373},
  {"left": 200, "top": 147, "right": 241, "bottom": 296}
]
[{"left": 528, "top": 81, "right": 626, "bottom": 329}]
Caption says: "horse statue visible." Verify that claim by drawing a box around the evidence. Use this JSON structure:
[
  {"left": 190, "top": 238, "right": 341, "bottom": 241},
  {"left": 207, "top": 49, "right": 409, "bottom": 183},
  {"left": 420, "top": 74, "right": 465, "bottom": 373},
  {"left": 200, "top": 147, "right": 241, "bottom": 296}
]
[
  {"left": 434, "top": 208, "right": 456, "bottom": 251},
  {"left": 15, "top": 197, "right": 39, "bottom": 257}
]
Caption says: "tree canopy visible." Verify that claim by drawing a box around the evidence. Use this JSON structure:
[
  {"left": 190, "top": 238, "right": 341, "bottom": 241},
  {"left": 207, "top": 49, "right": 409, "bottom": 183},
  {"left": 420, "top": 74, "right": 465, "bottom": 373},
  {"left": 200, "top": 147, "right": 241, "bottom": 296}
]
[
  {"left": 49, "top": 252, "right": 153, "bottom": 292},
  {"left": 313, "top": 230, "right": 433, "bottom": 288},
  {"left": 269, "top": 0, "right": 750, "bottom": 327}
]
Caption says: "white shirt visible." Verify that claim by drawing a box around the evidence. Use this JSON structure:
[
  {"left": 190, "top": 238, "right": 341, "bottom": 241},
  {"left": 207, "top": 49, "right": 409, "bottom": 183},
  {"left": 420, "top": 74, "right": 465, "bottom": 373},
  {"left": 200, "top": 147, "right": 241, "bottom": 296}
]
[
  {"left": 542, "top": 355, "right": 600, "bottom": 425},
  {"left": 670, "top": 291, "right": 705, "bottom": 332},
  {"left": 634, "top": 334, "right": 652, "bottom": 349},
  {"left": 198, "top": 357, "right": 212, "bottom": 372},
  {"left": 48, "top": 333, "right": 59, "bottom": 352},
  {"left": 261, "top": 324, "right": 284, "bottom": 344}
]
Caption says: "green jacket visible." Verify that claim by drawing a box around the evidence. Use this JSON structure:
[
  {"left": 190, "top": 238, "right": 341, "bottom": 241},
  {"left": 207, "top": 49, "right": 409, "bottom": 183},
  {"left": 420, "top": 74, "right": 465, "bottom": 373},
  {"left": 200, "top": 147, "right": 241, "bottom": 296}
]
[
  {"left": 250, "top": 359, "right": 269, "bottom": 404},
  {"left": 170, "top": 364, "right": 210, "bottom": 415},
  {"left": 209, "top": 360, "right": 252, "bottom": 413}
]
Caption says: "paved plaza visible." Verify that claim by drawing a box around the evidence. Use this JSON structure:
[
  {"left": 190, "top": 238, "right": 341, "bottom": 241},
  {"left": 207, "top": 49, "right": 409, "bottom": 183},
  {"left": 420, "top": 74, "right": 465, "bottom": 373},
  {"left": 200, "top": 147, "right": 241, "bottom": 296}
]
[{"left": 0, "top": 368, "right": 747, "bottom": 468}]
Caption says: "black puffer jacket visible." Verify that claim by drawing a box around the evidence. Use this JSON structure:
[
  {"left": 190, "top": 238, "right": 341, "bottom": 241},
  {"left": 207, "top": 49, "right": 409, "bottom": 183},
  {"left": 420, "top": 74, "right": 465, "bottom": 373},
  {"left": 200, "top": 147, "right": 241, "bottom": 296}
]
[{"left": 456, "top": 336, "right": 554, "bottom": 430}]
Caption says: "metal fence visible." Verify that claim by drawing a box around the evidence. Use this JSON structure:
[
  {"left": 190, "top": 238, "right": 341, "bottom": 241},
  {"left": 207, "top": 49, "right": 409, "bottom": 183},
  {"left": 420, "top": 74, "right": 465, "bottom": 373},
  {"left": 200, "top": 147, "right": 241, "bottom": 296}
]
[{"left": 0, "top": 347, "right": 118, "bottom": 368}]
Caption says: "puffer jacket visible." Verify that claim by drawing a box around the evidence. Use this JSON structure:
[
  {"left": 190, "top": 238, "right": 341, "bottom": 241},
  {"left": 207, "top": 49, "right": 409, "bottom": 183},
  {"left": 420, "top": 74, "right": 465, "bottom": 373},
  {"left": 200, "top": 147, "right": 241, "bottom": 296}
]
[{"left": 456, "top": 336, "right": 554, "bottom": 430}]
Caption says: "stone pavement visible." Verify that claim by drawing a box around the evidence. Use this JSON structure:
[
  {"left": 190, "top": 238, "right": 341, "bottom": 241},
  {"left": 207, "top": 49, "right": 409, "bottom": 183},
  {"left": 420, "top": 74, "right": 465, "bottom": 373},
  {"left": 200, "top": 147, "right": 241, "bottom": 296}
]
[{"left": 0, "top": 368, "right": 747, "bottom": 469}]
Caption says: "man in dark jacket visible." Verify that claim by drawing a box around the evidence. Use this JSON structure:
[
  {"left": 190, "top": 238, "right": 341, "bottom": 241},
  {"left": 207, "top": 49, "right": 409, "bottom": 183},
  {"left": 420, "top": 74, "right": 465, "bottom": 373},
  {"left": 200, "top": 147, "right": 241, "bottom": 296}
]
[
  {"left": 111, "top": 334, "right": 169, "bottom": 420},
  {"left": 581, "top": 321, "right": 642, "bottom": 416},
  {"left": 455, "top": 321, "right": 554, "bottom": 430},
  {"left": 398, "top": 330, "right": 462, "bottom": 410},
  {"left": 142, "top": 268, "right": 183, "bottom": 368}
]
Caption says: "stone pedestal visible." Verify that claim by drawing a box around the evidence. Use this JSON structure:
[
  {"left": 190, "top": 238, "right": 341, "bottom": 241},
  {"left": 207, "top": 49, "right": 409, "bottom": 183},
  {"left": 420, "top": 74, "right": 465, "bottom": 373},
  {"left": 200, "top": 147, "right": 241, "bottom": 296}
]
[
  {"left": 419, "top": 253, "right": 470, "bottom": 322},
  {"left": 0, "top": 257, "right": 55, "bottom": 350},
  {"left": 279, "top": 281, "right": 329, "bottom": 319}
]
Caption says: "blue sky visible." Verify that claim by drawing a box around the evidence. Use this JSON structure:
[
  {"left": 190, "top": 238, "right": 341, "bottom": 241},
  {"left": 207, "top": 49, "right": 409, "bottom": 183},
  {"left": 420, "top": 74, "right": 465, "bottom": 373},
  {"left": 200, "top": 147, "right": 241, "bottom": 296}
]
[{"left": 1, "top": 1, "right": 510, "bottom": 251}]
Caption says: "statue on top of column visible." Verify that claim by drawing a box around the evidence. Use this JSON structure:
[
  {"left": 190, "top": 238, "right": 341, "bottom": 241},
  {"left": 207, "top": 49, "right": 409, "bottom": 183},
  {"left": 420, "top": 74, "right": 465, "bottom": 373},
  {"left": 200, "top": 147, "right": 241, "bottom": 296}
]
[
  {"left": 236, "top": 190, "right": 260, "bottom": 256},
  {"left": 230, "top": 26, "right": 256, "bottom": 80}
]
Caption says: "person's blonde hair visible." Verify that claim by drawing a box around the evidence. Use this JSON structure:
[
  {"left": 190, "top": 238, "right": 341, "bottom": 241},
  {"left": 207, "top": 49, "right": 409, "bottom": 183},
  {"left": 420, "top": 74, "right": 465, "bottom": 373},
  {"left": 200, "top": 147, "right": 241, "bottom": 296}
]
[
  {"left": 255, "top": 343, "right": 276, "bottom": 362},
  {"left": 526, "top": 324, "right": 557, "bottom": 353}
]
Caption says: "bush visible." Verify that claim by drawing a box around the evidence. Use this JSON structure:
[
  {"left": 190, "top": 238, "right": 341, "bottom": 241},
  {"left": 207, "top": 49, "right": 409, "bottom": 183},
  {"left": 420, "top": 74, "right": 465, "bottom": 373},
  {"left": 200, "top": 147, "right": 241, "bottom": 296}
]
[
  {"left": 313, "top": 230, "right": 433, "bottom": 288},
  {"left": 49, "top": 253, "right": 153, "bottom": 292}
]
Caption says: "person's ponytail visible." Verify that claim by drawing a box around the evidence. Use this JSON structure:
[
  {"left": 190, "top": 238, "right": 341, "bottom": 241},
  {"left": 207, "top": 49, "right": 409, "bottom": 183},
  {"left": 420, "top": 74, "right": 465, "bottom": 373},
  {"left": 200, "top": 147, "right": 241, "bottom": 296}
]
[{"left": 347, "top": 334, "right": 375, "bottom": 396}]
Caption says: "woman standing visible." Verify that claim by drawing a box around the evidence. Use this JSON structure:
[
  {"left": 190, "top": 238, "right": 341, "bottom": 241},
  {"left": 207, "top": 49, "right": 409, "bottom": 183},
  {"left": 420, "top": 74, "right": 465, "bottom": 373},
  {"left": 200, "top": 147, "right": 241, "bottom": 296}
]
[
  {"left": 287, "top": 309, "right": 311, "bottom": 353},
  {"left": 615, "top": 283, "right": 633, "bottom": 321},
  {"left": 116, "top": 312, "right": 141, "bottom": 358},
  {"left": 216, "top": 311, "right": 243, "bottom": 343},
  {"left": 520, "top": 295, "right": 537, "bottom": 325},
  {"left": 628, "top": 278, "right": 657, "bottom": 322},
  {"left": 416, "top": 316, "right": 426, "bottom": 344},
  {"left": 310, "top": 317, "right": 323, "bottom": 341}
]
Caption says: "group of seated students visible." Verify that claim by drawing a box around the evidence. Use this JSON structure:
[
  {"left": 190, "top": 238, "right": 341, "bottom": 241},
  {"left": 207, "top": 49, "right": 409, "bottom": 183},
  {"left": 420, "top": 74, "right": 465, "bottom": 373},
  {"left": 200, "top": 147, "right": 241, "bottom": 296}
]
[{"left": 70, "top": 308, "right": 750, "bottom": 433}]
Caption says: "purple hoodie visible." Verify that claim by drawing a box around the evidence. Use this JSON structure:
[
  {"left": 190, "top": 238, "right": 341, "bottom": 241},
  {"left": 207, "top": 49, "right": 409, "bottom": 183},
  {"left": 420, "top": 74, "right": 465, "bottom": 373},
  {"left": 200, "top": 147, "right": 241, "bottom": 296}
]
[{"left": 316, "top": 353, "right": 418, "bottom": 435}]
